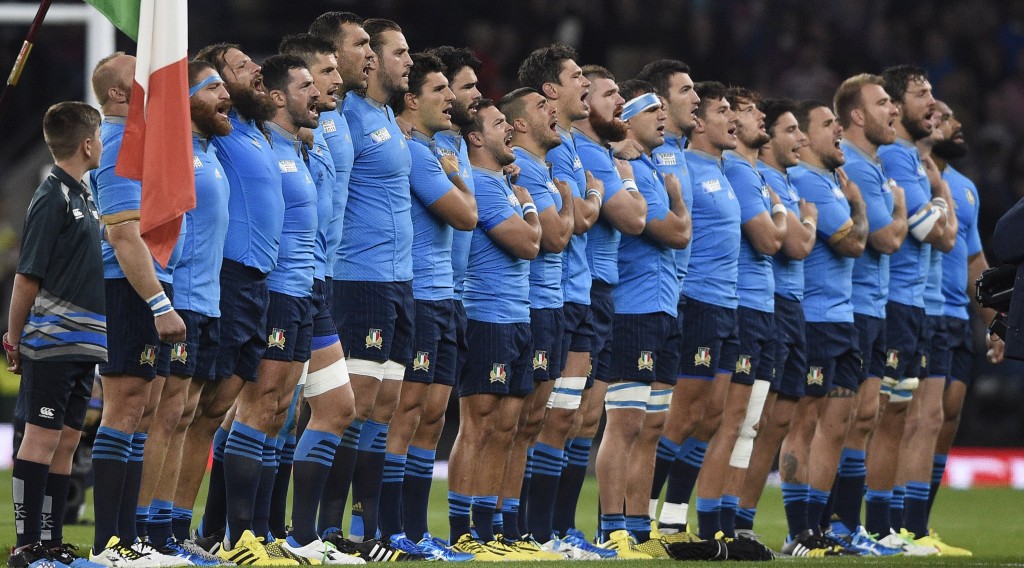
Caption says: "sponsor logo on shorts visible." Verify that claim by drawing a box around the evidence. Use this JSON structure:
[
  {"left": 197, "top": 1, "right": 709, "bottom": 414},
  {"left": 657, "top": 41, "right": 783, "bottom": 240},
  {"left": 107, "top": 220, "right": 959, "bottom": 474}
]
[
  {"left": 886, "top": 349, "right": 899, "bottom": 369},
  {"left": 638, "top": 351, "right": 654, "bottom": 371},
  {"left": 694, "top": 347, "right": 712, "bottom": 367},
  {"left": 365, "top": 328, "right": 383, "bottom": 349},
  {"left": 413, "top": 351, "right": 430, "bottom": 372},
  {"left": 39, "top": 407, "right": 55, "bottom": 419},
  {"left": 807, "top": 366, "right": 824, "bottom": 386},
  {"left": 268, "top": 329, "right": 286, "bottom": 350},
  {"left": 171, "top": 342, "right": 188, "bottom": 364},
  {"left": 533, "top": 350, "right": 548, "bottom": 371},
  {"left": 735, "top": 354, "right": 752, "bottom": 375},
  {"left": 139, "top": 345, "right": 158, "bottom": 366},
  {"left": 489, "top": 363, "right": 507, "bottom": 384}
]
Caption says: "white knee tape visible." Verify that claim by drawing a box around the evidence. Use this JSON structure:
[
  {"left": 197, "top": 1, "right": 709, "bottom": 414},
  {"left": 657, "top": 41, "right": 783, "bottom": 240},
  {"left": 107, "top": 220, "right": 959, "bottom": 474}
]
[
  {"left": 889, "top": 387, "right": 915, "bottom": 404},
  {"left": 382, "top": 360, "right": 406, "bottom": 381},
  {"left": 729, "top": 379, "right": 770, "bottom": 469},
  {"left": 646, "top": 388, "right": 672, "bottom": 414},
  {"left": 297, "top": 360, "right": 310, "bottom": 387},
  {"left": 304, "top": 358, "right": 350, "bottom": 398},
  {"left": 547, "top": 376, "right": 587, "bottom": 410},
  {"left": 347, "top": 358, "right": 385, "bottom": 380},
  {"left": 604, "top": 381, "right": 651, "bottom": 411}
]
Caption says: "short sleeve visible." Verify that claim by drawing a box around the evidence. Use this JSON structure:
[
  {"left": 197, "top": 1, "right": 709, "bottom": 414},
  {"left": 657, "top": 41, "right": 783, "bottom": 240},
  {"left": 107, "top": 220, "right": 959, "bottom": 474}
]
[
  {"left": 577, "top": 141, "right": 623, "bottom": 203},
  {"left": 549, "top": 143, "right": 583, "bottom": 198},
  {"left": 726, "top": 162, "right": 769, "bottom": 224},
  {"left": 93, "top": 136, "right": 142, "bottom": 219},
  {"left": 517, "top": 160, "right": 557, "bottom": 214},
  {"left": 17, "top": 186, "right": 66, "bottom": 279},
  {"left": 477, "top": 177, "right": 518, "bottom": 232},
  {"left": 409, "top": 143, "right": 454, "bottom": 208},
  {"left": 815, "top": 190, "right": 851, "bottom": 239},
  {"left": 845, "top": 162, "right": 893, "bottom": 233},
  {"left": 634, "top": 160, "right": 669, "bottom": 222},
  {"left": 879, "top": 147, "right": 928, "bottom": 215}
]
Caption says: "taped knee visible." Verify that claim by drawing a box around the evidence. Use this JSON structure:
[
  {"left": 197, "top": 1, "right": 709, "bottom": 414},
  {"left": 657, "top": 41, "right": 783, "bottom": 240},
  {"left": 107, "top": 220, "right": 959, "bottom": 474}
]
[
  {"left": 547, "top": 376, "right": 587, "bottom": 410},
  {"left": 382, "top": 360, "right": 406, "bottom": 381},
  {"left": 304, "top": 358, "right": 350, "bottom": 398},
  {"left": 347, "top": 358, "right": 385, "bottom": 380},
  {"left": 604, "top": 381, "right": 651, "bottom": 411},
  {"left": 646, "top": 387, "right": 672, "bottom": 414}
]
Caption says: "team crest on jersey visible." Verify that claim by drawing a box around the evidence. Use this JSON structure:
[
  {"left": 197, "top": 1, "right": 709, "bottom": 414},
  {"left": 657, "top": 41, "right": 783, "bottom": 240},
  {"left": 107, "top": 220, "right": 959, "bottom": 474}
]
[
  {"left": 413, "top": 351, "right": 430, "bottom": 372},
  {"left": 322, "top": 119, "right": 336, "bottom": 133},
  {"left": 72, "top": 208, "right": 84, "bottom": 220},
  {"left": 694, "top": 347, "right": 712, "bottom": 367},
  {"left": 193, "top": 156, "right": 203, "bottom": 169},
  {"left": 268, "top": 328, "right": 286, "bottom": 349},
  {"left": 533, "top": 350, "right": 548, "bottom": 371},
  {"left": 807, "top": 366, "right": 824, "bottom": 386},
  {"left": 638, "top": 351, "right": 654, "bottom": 371},
  {"left": 139, "top": 345, "right": 158, "bottom": 367},
  {"left": 489, "top": 363, "right": 507, "bottom": 384},
  {"left": 885, "top": 349, "right": 899, "bottom": 369},
  {"left": 965, "top": 188, "right": 975, "bottom": 206},
  {"left": 701, "top": 179, "right": 721, "bottom": 193},
  {"left": 370, "top": 127, "right": 392, "bottom": 144},
  {"left": 171, "top": 342, "right": 188, "bottom": 364},
  {"left": 365, "top": 328, "right": 383, "bottom": 349},
  {"left": 279, "top": 160, "right": 298, "bottom": 173},
  {"left": 735, "top": 354, "right": 752, "bottom": 375},
  {"left": 654, "top": 152, "right": 677, "bottom": 166}
]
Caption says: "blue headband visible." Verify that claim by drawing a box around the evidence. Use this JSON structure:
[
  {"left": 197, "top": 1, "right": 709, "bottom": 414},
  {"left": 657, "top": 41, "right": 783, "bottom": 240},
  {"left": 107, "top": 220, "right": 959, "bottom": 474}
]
[
  {"left": 622, "top": 92, "right": 660, "bottom": 121},
  {"left": 189, "top": 73, "right": 223, "bottom": 97}
]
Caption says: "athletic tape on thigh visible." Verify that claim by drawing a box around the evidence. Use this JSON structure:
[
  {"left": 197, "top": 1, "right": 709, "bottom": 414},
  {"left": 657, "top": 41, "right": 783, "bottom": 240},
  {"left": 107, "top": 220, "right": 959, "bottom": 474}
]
[
  {"left": 297, "top": 360, "right": 310, "bottom": 386},
  {"left": 382, "top": 360, "right": 406, "bottom": 381},
  {"left": 305, "top": 357, "right": 350, "bottom": 397},
  {"left": 888, "top": 388, "right": 914, "bottom": 404},
  {"left": 729, "top": 379, "right": 770, "bottom": 468},
  {"left": 604, "top": 381, "right": 652, "bottom": 410},
  {"left": 347, "top": 358, "right": 386, "bottom": 380},
  {"left": 547, "top": 376, "right": 587, "bottom": 410},
  {"left": 646, "top": 388, "right": 673, "bottom": 413}
]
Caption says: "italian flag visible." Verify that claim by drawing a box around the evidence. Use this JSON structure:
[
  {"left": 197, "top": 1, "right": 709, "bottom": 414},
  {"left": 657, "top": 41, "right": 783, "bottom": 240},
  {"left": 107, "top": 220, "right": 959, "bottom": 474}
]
[{"left": 85, "top": 0, "right": 194, "bottom": 268}]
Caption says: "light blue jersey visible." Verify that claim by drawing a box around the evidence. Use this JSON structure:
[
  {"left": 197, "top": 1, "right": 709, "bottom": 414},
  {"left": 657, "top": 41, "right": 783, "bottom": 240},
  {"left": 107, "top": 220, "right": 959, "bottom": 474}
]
[
  {"left": 514, "top": 146, "right": 564, "bottom": 309},
  {"left": 409, "top": 132, "right": 456, "bottom": 301},
  {"left": 879, "top": 138, "right": 932, "bottom": 308},
  {"left": 308, "top": 125, "right": 336, "bottom": 282},
  {"left": 265, "top": 123, "right": 318, "bottom": 297},
  {"left": 654, "top": 131, "right": 693, "bottom": 293},
  {"left": 435, "top": 129, "right": 475, "bottom": 299},
  {"left": 321, "top": 104, "right": 353, "bottom": 280},
  {"left": 683, "top": 149, "right": 741, "bottom": 308},
  {"left": 575, "top": 130, "right": 625, "bottom": 286},
  {"left": 724, "top": 151, "right": 774, "bottom": 313},
  {"left": 842, "top": 140, "right": 894, "bottom": 318},
  {"left": 548, "top": 127, "right": 590, "bottom": 305},
  {"left": 759, "top": 162, "right": 803, "bottom": 302},
  {"left": 942, "top": 165, "right": 982, "bottom": 319}
]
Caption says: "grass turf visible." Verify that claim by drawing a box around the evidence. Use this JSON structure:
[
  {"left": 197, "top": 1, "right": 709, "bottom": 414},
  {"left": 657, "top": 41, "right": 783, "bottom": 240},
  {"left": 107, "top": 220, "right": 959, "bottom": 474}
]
[{"left": 1, "top": 467, "right": 1022, "bottom": 565}]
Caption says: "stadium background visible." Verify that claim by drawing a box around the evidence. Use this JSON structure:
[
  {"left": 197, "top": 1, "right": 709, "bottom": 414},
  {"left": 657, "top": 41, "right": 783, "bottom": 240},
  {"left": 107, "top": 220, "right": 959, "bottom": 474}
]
[{"left": 0, "top": 0, "right": 1022, "bottom": 462}]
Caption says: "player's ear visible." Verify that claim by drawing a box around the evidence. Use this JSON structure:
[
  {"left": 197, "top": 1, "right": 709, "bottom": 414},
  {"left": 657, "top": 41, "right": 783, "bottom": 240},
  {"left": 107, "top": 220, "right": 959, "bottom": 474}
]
[
  {"left": 466, "top": 129, "right": 484, "bottom": 148},
  {"left": 269, "top": 88, "right": 286, "bottom": 108},
  {"left": 403, "top": 91, "right": 418, "bottom": 111},
  {"left": 541, "top": 82, "right": 558, "bottom": 100}
]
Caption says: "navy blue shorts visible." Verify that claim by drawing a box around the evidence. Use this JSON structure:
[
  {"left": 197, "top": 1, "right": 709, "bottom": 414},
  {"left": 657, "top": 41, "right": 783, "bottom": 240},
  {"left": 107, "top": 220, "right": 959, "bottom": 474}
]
[
  {"left": 608, "top": 312, "right": 678, "bottom": 384},
  {"left": 678, "top": 297, "right": 739, "bottom": 380},
  {"left": 459, "top": 320, "right": 532, "bottom": 398},
  {"left": 170, "top": 309, "right": 219, "bottom": 380},
  {"left": 100, "top": 278, "right": 172, "bottom": 379},
  {"left": 405, "top": 299, "right": 458, "bottom": 386},
  {"left": 732, "top": 307, "right": 775, "bottom": 386},
  {"left": 561, "top": 302, "right": 595, "bottom": 358},
  {"left": 855, "top": 313, "right": 886, "bottom": 383},
  {"left": 530, "top": 307, "right": 565, "bottom": 382},
  {"left": 804, "top": 321, "right": 861, "bottom": 397},
  {"left": 453, "top": 300, "right": 469, "bottom": 384},
  {"left": 588, "top": 281, "right": 615, "bottom": 386},
  {"left": 310, "top": 278, "right": 337, "bottom": 339},
  {"left": 215, "top": 259, "right": 270, "bottom": 382},
  {"left": 940, "top": 316, "right": 974, "bottom": 385},
  {"left": 262, "top": 292, "right": 313, "bottom": 363},
  {"left": 770, "top": 296, "right": 806, "bottom": 398},
  {"left": 883, "top": 302, "right": 925, "bottom": 380},
  {"left": 17, "top": 359, "right": 94, "bottom": 430},
  {"left": 333, "top": 280, "right": 415, "bottom": 366},
  {"left": 912, "top": 315, "right": 943, "bottom": 379}
]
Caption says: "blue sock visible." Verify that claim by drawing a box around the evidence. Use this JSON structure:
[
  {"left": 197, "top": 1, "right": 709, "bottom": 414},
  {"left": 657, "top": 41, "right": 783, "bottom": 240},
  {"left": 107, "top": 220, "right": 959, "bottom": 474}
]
[
  {"left": 527, "top": 442, "right": 563, "bottom": 541},
  {"left": 719, "top": 495, "right": 739, "bottom": 537},
  {"left": 119, "top": 432, "right": 147, "bottom": 544},
  {"left": 834, "top": 448, "right": 866, "bottom": 532},
  {"left": 92, "top": 426, "right": 132, "bottom": 553},
  {"left": 269, "top": 434, "right": 296, "bottom": 539},
  {"left": 695, "top": 497, "right": 721, "bottom": 540},
  {"left": 927, "top": 454, "right": 947, "bottom": 520},
  {"left": 805, "top": 488, "right": 830, "bottom": 533},
  {"left": 651, "top": 436, "right": 682, "bottom": 503},
  {"left": 200, "top": 427, "right": 230, "bottom": 538},
  {"left": 251, "top": 437, "right": 280, "bottom": 540},
  {"left": 402, "top": 446, "right": 435, "bottom": 542},
  {"left": 625, "top": 515, "right": 649, "bottom": 543},
  {"left": 890, "top": 485, "right": 905, "bottom": 531},
  {"left": 491, "top": 504, "right": 503, "bottom": 538},
  {"left": 223, "top": 422, "right": 267, "bottom": 545},
  {"left": 147, "top": 499, "right": 174, "bottom": 545},
  {"left": 13, "top": 458, "right": 50, "bottom": 548},
  {"left": 42, "top": 471, "right": 71, "bottom": 548},
  {"left": 471, "top": 496, "right": 499, "bottom": 542},
  {"left": 553, "top": 437, "right": 592, "bottom": 535},
  {"left": 171, "top": 507, "right": 192, "bottom": 542},
  {"left": 599, "top": 513, "right": 625, "bottom": 542},
  {"left": 448, "top": 491, "right": 472, "bottom": 542},
  {"left": 903, "top": 481, "right": 930, "bottom": 537},
  {"left": 350, "top": 420, "right": 387, "bottom": 540},
  {"left": 318, "top": 419, "right": 361, "bottom": 536},
  {"left": 781, "top": 482, "right": 810, "bottom": 537},
  {"left": 665, "top": 438, "right": 706, "bottom": 523},
  {"left": 378, "top": 452, "right": 408, "bottom": 540},
  {"left": 290, "top": 429, "right": 340, "bottom": 545},
  {"left": 135, "top": 506, "right": 150, "bottom": 542},
  {"left": 518, "top": 447, "right": 533, "bottom": 538},
  {"left": 864, "top": 489, "right": 892, "bottom": 536},
  {"left": 735, "top": 507, "right": 756, "bottom": 531},
  {"left": 501, "top": 499, "right": 521, "bottom": 540}
]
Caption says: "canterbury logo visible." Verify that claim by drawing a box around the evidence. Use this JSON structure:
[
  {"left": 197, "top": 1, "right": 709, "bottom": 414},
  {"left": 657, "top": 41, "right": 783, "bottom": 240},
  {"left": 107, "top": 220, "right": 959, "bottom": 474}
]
[{"left": 39, "top": 407, "right": 55, "bottom": 419}]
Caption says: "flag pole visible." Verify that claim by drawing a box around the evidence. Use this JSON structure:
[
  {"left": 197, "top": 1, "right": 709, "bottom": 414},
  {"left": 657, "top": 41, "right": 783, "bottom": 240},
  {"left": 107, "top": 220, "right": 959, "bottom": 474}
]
[{"left": 0, "top": 0, "right": 54, "bottom": 123}]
